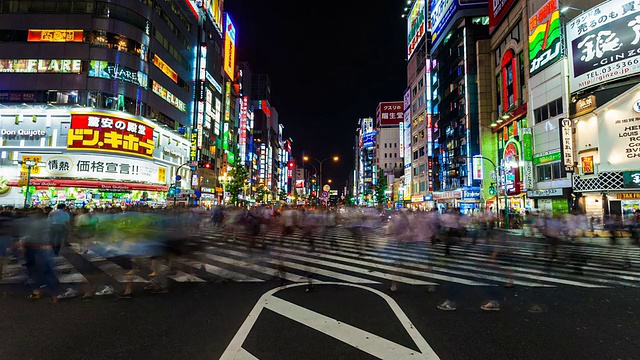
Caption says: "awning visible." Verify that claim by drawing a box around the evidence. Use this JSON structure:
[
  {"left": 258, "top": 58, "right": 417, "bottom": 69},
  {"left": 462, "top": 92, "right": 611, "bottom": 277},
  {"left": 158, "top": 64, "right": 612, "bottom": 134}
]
[{"left": 8, "top": 179, "right": 168, "bottom": 192}]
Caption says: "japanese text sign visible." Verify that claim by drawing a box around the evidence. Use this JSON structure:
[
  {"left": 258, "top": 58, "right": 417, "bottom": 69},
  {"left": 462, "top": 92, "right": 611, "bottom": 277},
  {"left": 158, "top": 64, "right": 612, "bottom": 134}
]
[
  {"left": 67, "top": 113, "right": 155, "bottom": 159},
  {"left": 529, "top": 0, "right": 562, "bottom": 75},
  {"left": 376, "top": 101, "right": 404, "bottom": 126},
  {"left": 561, "top": 118, "right": 574, "bottom": 172},
  {"left": 567, "top": 0, "right": 640, "bottom": 92},
  {"left": 407, "top": 0, "right": 426, "bottom": 58},
  {"left": 581, "top": 155, "right": 595, "bottom": 174},
  {"left": 28, "top": 29, "right": 83, "bottom": 42},
  {"left": 490, "top": 0, "right": 516, "bottom": 34}
]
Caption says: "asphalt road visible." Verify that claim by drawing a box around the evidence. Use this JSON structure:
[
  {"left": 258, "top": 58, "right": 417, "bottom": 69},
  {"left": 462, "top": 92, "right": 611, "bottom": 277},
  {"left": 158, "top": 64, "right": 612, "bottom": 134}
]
[{"left": 1, "top": 281, "right": 639, "bottom": 360}]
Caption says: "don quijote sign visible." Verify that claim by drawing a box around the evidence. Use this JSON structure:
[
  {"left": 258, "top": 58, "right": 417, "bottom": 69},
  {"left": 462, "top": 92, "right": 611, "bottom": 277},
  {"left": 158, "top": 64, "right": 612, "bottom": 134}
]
[{"left": 1, "top": 129, "right": 46, "bottom": 138}]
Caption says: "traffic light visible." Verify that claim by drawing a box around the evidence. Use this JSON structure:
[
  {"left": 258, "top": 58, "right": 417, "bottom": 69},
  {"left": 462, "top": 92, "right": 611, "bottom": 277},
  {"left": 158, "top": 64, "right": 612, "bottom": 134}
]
[
  {"left": 287, "top": 161, "right": 295, "bottom": 170},
  {"left": 168, "top": 186, "right": 176, "bottom": 197},
  {"left": 489, "top": 183, "right": 496, "bottom": 196}
]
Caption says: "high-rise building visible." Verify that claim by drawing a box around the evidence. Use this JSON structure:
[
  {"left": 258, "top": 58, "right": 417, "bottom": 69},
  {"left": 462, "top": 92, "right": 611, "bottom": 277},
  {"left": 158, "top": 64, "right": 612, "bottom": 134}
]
[
  {"left": 375, "top": 102, "right": 404, "bottom": 196},
  {"left": 429, "top": 0, "right": 490, "bottom": 211},
  {"left": 0, "top": 0, "right": 199, "bottom": 207}
]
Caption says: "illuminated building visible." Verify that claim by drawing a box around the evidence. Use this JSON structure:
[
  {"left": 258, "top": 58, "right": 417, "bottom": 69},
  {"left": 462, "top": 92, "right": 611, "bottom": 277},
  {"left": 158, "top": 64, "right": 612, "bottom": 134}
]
[
  {"left": 429, "top": 0, "right": 489, "bottom": 212},
  {"left": 0, "top": 0, "right": 199, "bottom": 207}
]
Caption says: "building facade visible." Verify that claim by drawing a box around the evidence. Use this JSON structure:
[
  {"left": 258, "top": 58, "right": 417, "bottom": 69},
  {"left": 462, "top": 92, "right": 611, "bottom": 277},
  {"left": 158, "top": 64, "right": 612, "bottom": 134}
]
[{"left": 0, "top": 0, "right": 200, "bottom": 207}]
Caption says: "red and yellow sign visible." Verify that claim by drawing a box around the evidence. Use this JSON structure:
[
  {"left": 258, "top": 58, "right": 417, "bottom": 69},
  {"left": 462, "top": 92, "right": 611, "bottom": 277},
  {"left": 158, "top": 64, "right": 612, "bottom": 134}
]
[
  {"left": 28, "top": 29, "right": 83, "bottom": 42},
  {"left": 223, "top": 13, "right": 236, "bottom": 79},
  {"left": 152, "top": 54, "right": 178, "bottom": 83},
  {"left": 581, "top": 156, "right": 594, "bottom": 175},
  {"left": 67, "top": 113, "right": 155, "bottom": 158}
]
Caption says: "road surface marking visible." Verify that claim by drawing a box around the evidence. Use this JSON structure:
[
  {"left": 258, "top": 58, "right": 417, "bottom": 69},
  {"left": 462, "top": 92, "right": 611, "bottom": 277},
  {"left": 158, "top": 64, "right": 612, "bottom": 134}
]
[{"left": 219, "top": 282, "right": 440, "bottom": 360}]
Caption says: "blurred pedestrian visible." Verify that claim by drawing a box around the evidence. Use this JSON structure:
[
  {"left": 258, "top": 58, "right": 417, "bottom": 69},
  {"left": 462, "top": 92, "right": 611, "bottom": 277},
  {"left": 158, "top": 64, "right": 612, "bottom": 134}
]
[{"left": 48, "top": 203, "right": 70, "bottom": 255}]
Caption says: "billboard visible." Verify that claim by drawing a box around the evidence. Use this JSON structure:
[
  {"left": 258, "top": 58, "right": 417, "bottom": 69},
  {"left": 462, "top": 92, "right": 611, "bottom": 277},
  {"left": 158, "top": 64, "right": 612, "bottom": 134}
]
[
  {"left": 67, "top": 113, "right": 155, "bottom": 159},
  {"left": 567, "top": 0, "right": 640, "bottom": 93},
  {"left": 528, "top": 0, "right": 561, "bottom": 75},
  {"left": 431, "top": 0, "right": 488, "bottom": 49},
  {"left": 489, "top": 0, "right": 516, "bottom": 35},
  {"left": 407, "top": 0, "right": 426, "bottom": 59},
  {"left": 88, "top": 60, "right": 148, "bottom": 88},
  {"left": 376, "top": 101, "right": 404, "bottom": 126},
  {"left": 223, "top": 13, "right": 237, "bottom": 79},
  {"left": 0, "top": 59, "right": 81, "bottom": 73},
  {"left": 205, "top": 0, "right": 224, "bottom": 33}
]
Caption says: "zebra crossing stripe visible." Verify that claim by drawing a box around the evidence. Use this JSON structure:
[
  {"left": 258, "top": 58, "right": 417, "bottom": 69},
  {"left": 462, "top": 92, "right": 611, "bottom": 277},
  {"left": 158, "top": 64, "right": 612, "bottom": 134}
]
[
  {"left": 74, "top": 248, "right": 147, "bottom": 283},
  {"left": 175, "top": 258, "right": 264, "bottom": 282},
  {"left": 259, "top": 231, "right": 620, "bottom": 288},
  {"left": 210, "top": 244, "right": 436, "bottom": 286},
  {"left": 240, "top": 238, "right": 489, "bottom": 286},
  {"left": 314, "top": 231, "right": 635, "bottom": 287},
  {"left": 214, "top": 248, "right": 381, "bottom": 284},
  {"left": 194, "top": 251, "right": 309, "bottom": 283},
  {"left": 2, "top": 256, "right": 88, "bottom": 284},
  {"left": 153, "top": 263, "right": 206, "bottom": 283}
]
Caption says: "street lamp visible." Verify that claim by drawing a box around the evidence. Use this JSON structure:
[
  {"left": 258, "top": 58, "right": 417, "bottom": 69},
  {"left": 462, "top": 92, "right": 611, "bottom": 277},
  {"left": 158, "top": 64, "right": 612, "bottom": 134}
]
[
  {"left": 327, "top": 179, "right": 332, "bottom": 184},
  {"left": 303, "top": 155, "right": 339, "bottom": 203},
  {"left": 13, "top": 159, "right": 47, "bottom": 209}
]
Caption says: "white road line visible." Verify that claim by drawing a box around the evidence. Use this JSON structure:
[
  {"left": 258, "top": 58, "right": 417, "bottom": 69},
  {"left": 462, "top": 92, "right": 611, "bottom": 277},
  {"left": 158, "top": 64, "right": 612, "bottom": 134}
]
[
  {"left": 215, "top": 248, "right": 380, "bottom": 284},
  {"left": 195, "top": 251, "right": 308, "bottom": 283},
  {"left": 176, "top": 259, "right": 264, "bottom": 282},
  {"left": 75, "top": 249, "right": 147, "bottom": 283},
  {"left": 265, "top": 296, "right": 426, "bottom": 359}
]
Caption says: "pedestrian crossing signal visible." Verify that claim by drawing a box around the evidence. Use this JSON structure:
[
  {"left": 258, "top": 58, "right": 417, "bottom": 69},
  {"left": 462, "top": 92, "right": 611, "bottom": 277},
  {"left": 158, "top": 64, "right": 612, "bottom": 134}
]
[{"left": 489, "top": 184, "right": 496, "bottom": 196}]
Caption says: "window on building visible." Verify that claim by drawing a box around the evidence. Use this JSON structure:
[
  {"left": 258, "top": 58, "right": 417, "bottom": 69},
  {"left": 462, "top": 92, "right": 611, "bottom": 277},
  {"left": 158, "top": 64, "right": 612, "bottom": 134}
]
[
  {"left": 501, "top": 49, "right": 517, "bottom": 111},
  {"left": 419, "top": 147, "right": 425, "bottom": 157},
  {"left": 394, "top": 153, "right": 397, "bottom": 158},
  {"left": 419, "top": 164, "right": 426, "bottom": 175},
  {"left": 414, "top": 167, "right": 418, "bottom": 176},
  {"left": 419, "top": 182, "right": 426, "bottom": 192},
  {"left": 384, "top": 153, "right": 387, "bottom": 158},
  {"left": 413, "top": 151, "right": 419, "bottom": 160},
  {"left": 536, "top": 161, "right": 564, "bottom": 182},
  {"left": 534, "top": 97, "right": 563, "bottom": 123},
  {"left": 394, "top": 143, "right": 397, "bottom": 148}
]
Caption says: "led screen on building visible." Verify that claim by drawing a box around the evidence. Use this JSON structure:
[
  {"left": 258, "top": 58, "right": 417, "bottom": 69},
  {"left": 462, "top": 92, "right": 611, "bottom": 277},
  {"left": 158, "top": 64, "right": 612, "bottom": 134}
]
[
  {"left": 223, "top": 13, "right": 237, "bottom": 79},
  {"left": 430, "top": 0, "right": 487, "bottom": 49},
  {"left": 0, "top": 59, "right": 81, "bottom": 73},
  {"left": 88, "top": 60, "right": 148, "bottom": 88},
  {"left": 28, "top": 29, "right": 83, "bottom": 42}
]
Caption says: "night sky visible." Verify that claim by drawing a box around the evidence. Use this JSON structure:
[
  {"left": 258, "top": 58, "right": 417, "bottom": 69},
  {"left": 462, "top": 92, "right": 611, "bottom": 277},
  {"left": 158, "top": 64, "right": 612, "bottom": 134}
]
[{"left": 224, "top": 1, "right": 408, "bottom": 191}]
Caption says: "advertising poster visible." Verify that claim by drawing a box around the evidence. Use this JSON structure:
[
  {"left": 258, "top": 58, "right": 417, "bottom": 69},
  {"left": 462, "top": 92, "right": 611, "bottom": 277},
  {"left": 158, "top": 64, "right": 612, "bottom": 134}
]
[
  {"left": 567, "top": 0, "right": 640, "bottom": 92},
  {"left": 581, "top": 155, "right": 594, "bottom": 174},
  {"left": 223, "top": 13, "right": 236, "bottom": 79}
]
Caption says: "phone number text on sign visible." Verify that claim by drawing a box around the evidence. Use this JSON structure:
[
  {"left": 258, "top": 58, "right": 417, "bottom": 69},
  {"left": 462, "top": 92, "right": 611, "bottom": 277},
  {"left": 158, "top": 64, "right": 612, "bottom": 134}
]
[{"left": 67, "top": 114, "right": 155, "bottom": 158}]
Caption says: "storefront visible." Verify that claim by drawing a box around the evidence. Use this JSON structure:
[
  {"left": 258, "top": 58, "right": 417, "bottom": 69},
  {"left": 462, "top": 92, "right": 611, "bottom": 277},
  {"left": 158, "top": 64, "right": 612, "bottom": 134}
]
[
  {"left": 573, "top": 84, "right": 640, "bottom": 219},
  {"left": 0, "top": 107, "right": 191, "bottom": 208},
  {"left": 410, "top": 194, "right": 434, "bottom": 211},
  {"left": 527, "top": 188, "right": 570, "bottom": 214},
  {"left": 433, "top": 190, "right": 461, "bottom": 213}
]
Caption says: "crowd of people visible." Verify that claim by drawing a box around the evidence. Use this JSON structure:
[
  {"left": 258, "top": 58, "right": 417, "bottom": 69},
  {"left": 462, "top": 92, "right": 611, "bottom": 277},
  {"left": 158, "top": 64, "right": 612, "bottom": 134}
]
[{"left": 0, "top": 204, "right": 638, "bottom": 310}]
